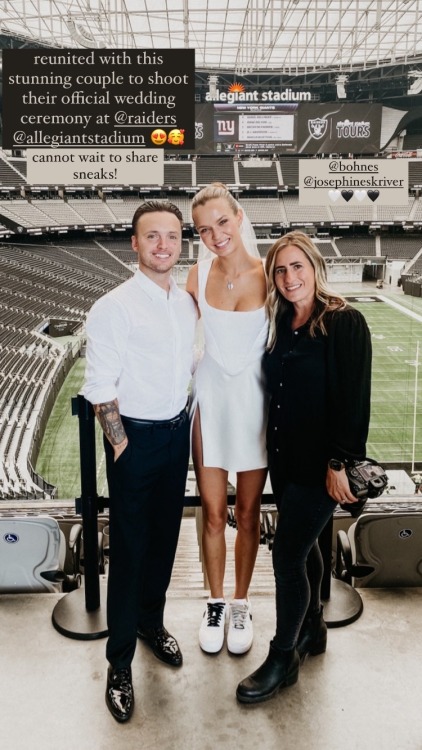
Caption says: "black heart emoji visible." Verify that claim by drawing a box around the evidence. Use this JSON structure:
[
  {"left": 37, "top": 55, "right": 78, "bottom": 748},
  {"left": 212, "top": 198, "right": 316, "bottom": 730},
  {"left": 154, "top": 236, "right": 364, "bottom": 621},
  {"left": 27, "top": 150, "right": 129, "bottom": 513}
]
[
  {"left": 341, "top": 190, "right": 353, "bottom": 202},
  {"left": 368, "top": 190, "right": 380, "bottom": 202}
]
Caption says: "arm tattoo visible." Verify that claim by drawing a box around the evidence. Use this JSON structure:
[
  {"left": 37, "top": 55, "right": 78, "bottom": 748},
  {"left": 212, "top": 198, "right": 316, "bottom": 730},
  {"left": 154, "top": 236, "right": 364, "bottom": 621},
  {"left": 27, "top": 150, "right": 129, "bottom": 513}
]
[{"left": 94, "top": 399, "right": 127, "bottom": 446}]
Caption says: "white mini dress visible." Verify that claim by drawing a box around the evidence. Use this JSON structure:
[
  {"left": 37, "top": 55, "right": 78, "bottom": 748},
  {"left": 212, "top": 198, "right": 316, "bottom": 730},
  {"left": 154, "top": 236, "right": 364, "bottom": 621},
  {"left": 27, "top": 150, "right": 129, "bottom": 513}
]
[{"left": 191, "top": 258, "right": 269, "bottom": 472}]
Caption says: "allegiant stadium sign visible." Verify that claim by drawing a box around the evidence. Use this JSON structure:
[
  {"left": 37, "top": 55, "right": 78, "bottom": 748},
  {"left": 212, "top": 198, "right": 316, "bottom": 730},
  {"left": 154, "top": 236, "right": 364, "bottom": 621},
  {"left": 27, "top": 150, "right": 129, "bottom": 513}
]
[{"left": 205, "top": 88, "right": 312, "bottom": 103}]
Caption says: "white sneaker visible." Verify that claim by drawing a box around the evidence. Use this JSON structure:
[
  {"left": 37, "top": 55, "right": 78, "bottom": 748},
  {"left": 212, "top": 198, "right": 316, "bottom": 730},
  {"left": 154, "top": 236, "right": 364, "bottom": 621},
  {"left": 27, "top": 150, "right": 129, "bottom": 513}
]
[
  {"left": 199, "top": 601, "right": 227, "bottom": 653},
  {"left": 227, "top": 600, "right": 253, "bottom": 655}
]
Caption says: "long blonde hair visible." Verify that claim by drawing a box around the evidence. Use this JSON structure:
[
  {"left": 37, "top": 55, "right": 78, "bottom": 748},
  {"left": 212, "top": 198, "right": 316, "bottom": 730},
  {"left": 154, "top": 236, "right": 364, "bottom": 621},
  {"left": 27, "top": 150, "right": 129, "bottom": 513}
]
[{"left": 265, "top": 231, "right": 346, "bottom": 349}]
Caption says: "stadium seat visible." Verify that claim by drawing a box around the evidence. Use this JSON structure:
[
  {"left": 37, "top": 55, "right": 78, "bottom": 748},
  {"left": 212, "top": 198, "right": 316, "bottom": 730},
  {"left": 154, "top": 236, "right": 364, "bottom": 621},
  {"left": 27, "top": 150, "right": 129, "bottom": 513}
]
[
  {"left": 227, "top": 506, "right": 236, "bottom": 528},
  {"left": 335, "top": 513, "right": 422, "bottom": 587},
  {"left": 101, "top": 524, "right": 110, "bottom": 576},
  {"left": 78, "top": 527, "right": 107, "bottom": 577},
  {"left": 0, "top": 516, "right": 81, "bottom": 593},
  {"left": 262, "top": 509, "right": 277, "bottom": 551}
]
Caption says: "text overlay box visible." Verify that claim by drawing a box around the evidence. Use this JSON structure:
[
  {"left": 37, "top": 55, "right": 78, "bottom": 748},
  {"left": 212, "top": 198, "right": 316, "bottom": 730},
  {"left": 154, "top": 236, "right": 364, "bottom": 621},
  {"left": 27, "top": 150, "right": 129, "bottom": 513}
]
[{"left": 299, "top": 159, "right": 408, "bottom": 206}]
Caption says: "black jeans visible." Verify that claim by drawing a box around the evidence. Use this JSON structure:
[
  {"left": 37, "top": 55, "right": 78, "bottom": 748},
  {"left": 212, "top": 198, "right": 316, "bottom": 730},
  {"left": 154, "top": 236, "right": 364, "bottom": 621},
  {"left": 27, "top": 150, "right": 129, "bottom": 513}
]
[
  {"left": 104, "top": 413, "right": 190, "bottom": 669},
  {"left": 271, "top": 481, "right": 337, "bottom": 651}
]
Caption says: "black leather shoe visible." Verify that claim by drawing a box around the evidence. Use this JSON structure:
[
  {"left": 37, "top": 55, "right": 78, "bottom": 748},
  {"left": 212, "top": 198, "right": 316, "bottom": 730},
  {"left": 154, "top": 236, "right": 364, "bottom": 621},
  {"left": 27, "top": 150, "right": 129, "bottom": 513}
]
[
  {"left": 105, "top": 666, "right": 134, "bottom": 723},
  {"left": 236, "top": 643, "right": 299, "bottom": 704},
  {"left": 296, "top": 606, "right": 327, "bottom": 663},
  {"left": 137, "top": 626, "right": 183, "bottom": 667}
]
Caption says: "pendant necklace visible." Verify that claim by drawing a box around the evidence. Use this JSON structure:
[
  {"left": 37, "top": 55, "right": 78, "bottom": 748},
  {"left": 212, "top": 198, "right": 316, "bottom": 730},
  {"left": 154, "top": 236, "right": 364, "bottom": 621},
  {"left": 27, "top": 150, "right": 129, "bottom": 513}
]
[{"left": 217, "top": 260, "right": 235, "bottom": 290}]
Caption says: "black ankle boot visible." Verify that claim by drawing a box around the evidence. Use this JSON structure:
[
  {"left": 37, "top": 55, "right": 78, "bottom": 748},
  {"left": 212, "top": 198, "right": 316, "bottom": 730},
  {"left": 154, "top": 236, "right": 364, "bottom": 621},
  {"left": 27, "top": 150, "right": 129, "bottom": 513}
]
[
  {"left": 236, "top": 643, "right": 299, "bottom": 704},
  {"left": 296, "top": 606, "right": 327, "bottom": 663}
]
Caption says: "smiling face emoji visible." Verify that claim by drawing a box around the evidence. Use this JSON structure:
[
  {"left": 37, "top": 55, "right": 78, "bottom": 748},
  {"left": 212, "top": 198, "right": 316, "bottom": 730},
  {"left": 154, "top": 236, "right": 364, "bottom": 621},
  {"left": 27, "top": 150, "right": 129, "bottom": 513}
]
[
  {"left": 167, "top": 129, "right": 185, "bottom": 146},
  {"left": 151, "top": 129, "right": 167, "bottom": 146}
]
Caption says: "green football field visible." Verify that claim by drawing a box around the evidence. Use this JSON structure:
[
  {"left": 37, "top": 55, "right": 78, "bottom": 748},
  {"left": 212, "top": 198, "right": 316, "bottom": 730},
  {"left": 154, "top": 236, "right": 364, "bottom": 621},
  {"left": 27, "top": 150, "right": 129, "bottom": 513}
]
[
  {"left": 36, "top": 291, "right": 422, "bottom": 498},
  {"left": 352, "top": 293, "right": 422, "bottom": 465},
  {"left": 36, "top": 358, "right": 109, "bottom": 500}
]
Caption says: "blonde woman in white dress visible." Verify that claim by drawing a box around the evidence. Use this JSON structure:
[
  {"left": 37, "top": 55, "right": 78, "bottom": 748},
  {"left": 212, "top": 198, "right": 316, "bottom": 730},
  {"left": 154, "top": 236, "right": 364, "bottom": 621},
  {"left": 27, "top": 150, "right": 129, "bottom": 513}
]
[{"left": 186, "top": 183, "right": 268, "bottom": 655}]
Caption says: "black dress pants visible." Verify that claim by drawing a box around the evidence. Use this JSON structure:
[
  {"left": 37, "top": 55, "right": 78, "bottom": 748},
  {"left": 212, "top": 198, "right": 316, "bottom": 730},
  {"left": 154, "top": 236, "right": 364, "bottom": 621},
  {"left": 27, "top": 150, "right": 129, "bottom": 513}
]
[
  {"left": 104, "top": 413, "right": 190, "bottom": 669},
  {"left": 270, "top": 481, "right": 337, "bottom": 651}
]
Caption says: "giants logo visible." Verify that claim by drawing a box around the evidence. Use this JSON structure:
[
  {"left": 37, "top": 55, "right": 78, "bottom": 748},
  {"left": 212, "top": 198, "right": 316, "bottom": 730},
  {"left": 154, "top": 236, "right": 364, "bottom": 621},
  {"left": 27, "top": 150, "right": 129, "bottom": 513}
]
[{"left": 216, "top": 120, "right": 235, "bottom": 136}]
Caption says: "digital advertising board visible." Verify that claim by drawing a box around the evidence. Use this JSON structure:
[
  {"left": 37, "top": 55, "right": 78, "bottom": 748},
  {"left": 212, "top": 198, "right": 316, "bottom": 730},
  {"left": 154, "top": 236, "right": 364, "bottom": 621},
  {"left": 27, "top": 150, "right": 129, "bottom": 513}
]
[{"left": 194, "top": 101, "right": 383, "bottom": 155}]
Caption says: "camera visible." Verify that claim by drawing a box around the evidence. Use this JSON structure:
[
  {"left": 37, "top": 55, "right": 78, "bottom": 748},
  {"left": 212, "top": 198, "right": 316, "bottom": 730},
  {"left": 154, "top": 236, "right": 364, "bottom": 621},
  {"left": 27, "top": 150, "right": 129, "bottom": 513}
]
[{"left": 340, "top": 459, "right": 388, "bottom": 517}]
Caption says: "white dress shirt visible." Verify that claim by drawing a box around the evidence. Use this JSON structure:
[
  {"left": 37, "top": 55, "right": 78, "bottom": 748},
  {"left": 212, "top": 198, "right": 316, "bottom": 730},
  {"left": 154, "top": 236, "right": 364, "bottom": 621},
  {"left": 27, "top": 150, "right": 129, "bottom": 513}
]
[{"left": 83, "top": 269, "right": 197, "bottom": 420}]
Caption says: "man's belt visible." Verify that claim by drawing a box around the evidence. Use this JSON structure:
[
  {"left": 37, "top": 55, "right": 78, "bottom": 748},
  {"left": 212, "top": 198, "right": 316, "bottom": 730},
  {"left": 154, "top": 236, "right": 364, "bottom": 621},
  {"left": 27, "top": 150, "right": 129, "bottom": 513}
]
[{"left": 122, "top": 408, "right": 188, "bottom": 430}]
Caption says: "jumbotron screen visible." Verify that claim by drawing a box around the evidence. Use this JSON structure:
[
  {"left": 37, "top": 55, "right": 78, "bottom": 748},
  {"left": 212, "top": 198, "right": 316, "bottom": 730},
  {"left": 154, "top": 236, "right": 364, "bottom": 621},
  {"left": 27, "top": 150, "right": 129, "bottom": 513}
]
[{"left": 194, "top": 102, "right": 383, "bottom": 155}]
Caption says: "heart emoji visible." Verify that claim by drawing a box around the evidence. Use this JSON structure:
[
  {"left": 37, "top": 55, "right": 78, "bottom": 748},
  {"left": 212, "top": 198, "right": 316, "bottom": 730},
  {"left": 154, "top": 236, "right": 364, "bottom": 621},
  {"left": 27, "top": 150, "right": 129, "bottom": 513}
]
[
  {"left": 354, "top": 190, "right": 367, "bottom": 201},
  {"left": 368, "top": 190, "right": 380, "bottom": 202},
  {"left": 328, "top": 190, "right": 341, "bottom": 202},
  {"left": 341, "top": 190, "right": 353, "bottom": 202}
]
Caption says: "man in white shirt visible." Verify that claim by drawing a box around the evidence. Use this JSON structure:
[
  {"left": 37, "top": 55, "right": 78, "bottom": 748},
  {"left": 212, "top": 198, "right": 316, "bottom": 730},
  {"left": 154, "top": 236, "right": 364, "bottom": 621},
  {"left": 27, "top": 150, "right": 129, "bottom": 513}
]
[{"left": 84, "top": 201, "right": 197, "bottom": 723}]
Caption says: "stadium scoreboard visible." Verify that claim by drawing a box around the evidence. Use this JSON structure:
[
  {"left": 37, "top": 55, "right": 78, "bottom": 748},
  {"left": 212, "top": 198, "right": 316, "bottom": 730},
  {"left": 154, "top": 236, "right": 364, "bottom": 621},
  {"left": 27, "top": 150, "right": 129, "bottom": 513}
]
[{"left": 195, "top": 102, "right": 384, "bottom": 155}]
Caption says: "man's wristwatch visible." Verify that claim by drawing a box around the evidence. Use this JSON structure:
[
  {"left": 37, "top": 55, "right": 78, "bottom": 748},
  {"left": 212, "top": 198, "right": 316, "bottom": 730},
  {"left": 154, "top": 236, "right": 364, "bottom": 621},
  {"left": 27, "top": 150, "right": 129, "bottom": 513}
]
[{"left": 328, "top": 458, "right": 345, "bottom": 471}]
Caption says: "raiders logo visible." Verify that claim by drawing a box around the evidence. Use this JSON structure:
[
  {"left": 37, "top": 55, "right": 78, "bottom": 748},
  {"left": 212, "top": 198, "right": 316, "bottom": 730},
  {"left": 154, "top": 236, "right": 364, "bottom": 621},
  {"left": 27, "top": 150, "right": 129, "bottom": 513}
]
[{"left": 308, "top": 118, "right": 328, "bottom": 140}]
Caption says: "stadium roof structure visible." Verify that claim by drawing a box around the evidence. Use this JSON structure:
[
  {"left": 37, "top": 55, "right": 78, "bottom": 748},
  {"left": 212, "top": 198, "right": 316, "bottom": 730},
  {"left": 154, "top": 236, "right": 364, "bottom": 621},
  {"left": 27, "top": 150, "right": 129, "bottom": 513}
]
[{"left": 0, "top": 0, "right": 422, "bottom": 74}]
